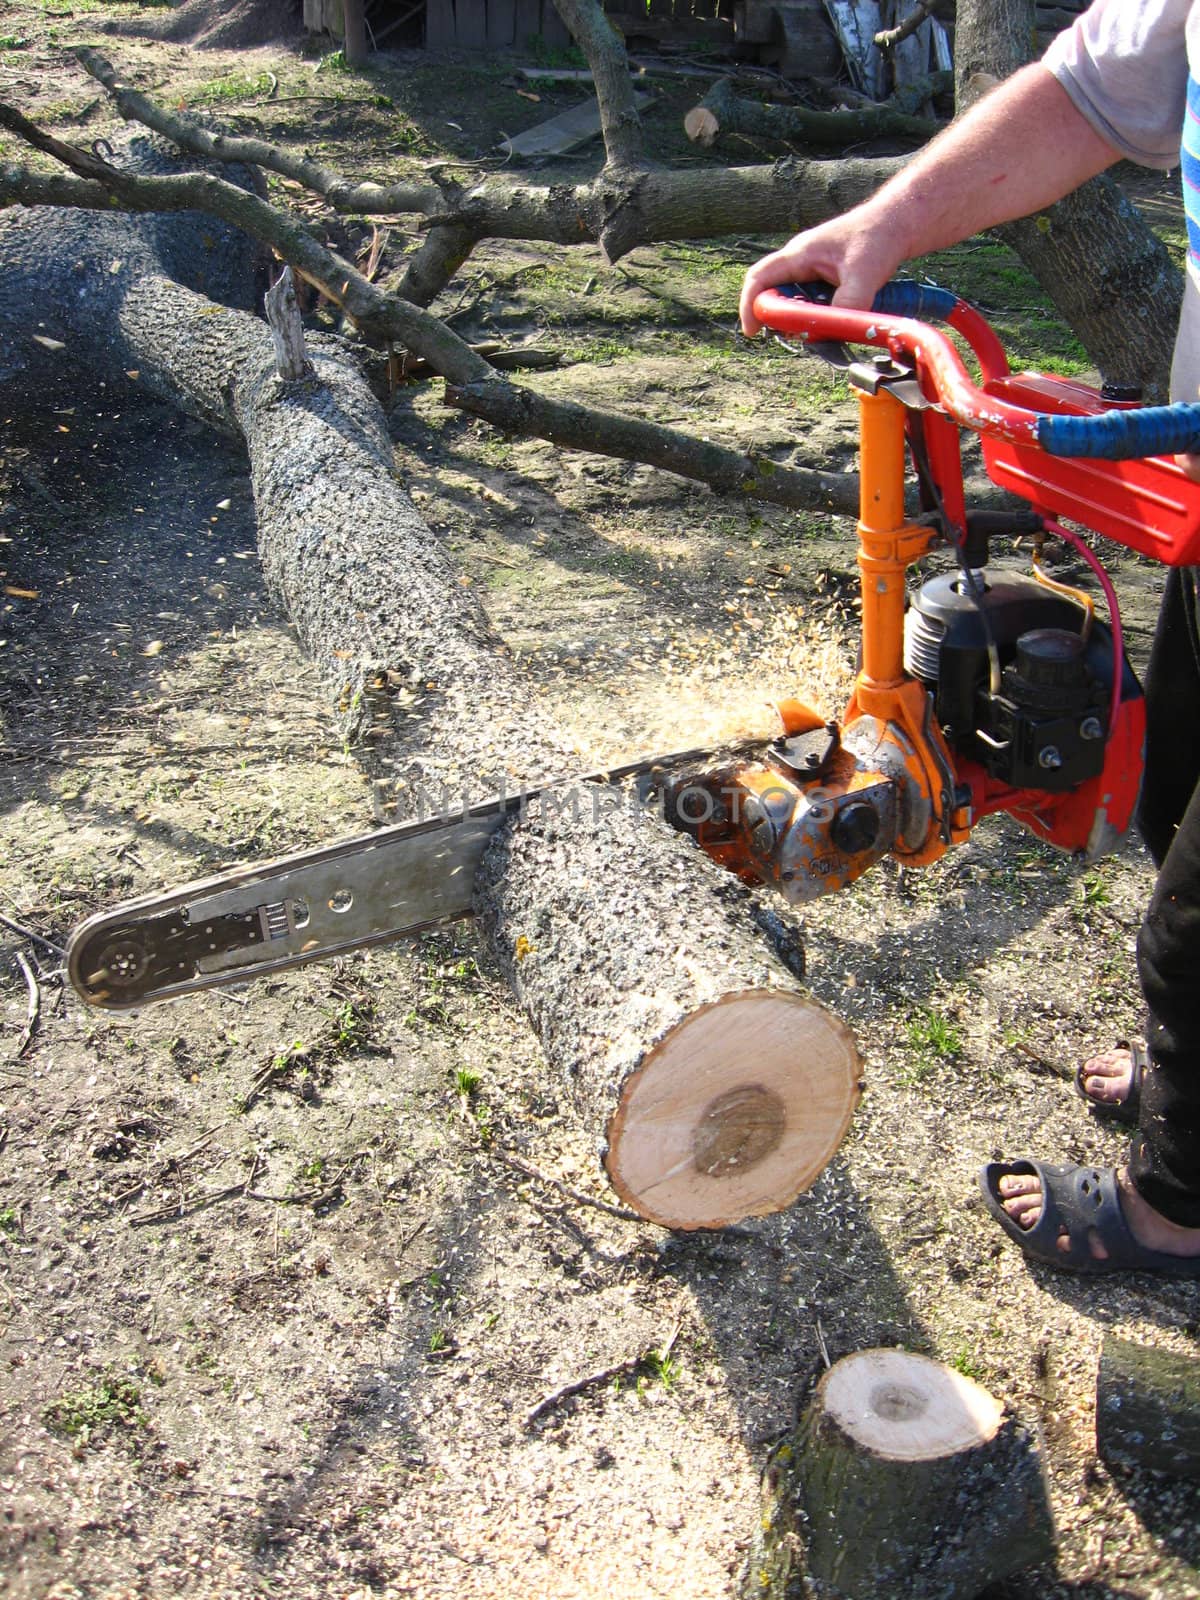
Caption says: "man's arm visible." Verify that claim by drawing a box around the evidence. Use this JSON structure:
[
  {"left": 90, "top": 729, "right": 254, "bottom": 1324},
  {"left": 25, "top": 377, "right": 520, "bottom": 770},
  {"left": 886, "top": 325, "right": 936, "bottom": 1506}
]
[{"left": 739, "top": 63, "right": 1123, "bottom": 335}]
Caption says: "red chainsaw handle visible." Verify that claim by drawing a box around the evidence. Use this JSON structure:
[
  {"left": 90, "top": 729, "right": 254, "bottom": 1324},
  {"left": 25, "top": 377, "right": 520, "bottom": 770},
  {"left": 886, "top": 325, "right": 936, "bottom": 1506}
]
[{"left": 752, "top": 283, "right": 1045, "bottom": 448}]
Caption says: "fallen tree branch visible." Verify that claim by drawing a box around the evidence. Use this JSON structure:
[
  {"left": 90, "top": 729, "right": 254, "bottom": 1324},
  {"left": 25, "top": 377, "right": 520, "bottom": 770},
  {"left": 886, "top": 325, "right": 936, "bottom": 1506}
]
[
  {"left": 494, "top": 1147, "right": 651, "bottom": 1224},
  {"left": 0, "top": 910, "right": 66, "bottom": 960},
  {"left": 445, "top": 377, "right": 860, "bottom": 515}
]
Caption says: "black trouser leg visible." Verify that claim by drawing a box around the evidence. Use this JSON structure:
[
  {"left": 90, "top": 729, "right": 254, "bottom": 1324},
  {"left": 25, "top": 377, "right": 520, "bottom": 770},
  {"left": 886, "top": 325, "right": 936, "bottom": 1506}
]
[{"left": 1128, "top": 569, "right": 1200, "bottom": 1226}]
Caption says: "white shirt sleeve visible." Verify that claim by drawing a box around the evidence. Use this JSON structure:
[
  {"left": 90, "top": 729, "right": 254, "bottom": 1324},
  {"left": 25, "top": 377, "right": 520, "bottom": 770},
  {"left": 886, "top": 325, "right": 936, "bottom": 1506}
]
[{"left": 1043, "top": 0, "right": 1190, "bottom": 169}]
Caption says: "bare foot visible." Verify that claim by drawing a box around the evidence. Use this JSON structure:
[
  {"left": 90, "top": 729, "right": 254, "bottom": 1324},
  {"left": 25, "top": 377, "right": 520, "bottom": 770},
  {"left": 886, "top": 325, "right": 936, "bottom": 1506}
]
[
  {"left": 997, "top": 1167, "right": 1200, "bottom": 1259},
  {"left": 1078, "top": 1046, "right": 1135, "bottom": 1109}
]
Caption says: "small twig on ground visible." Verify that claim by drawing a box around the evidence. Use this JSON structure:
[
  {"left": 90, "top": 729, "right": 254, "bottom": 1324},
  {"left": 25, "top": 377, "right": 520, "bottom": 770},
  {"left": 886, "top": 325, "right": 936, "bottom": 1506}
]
[
  {"left": 0, "top": 910, "right": 66, "bottom": 960},
  {"left": 494, "top": 1147, "right": 653, "bottom": 1225},
  {"left": 12, "top": 952, "right": 39, "bottom": 1059},
  {"left": 524, "top": 1320, "right": 682, "bottom": 1430},
  {"left": 815, "top": 1316, "right": 831, "bottom": 1370},
  {"left": 1011, "top": 1037, "right": 1072, "bottom": 1082}
]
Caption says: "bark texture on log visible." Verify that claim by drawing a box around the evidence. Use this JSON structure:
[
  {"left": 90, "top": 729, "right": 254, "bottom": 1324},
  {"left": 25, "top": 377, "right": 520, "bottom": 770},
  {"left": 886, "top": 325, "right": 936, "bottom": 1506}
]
[
  {"left": 760, "top": 1350, "right": 1056, "bottom": 1600},
  {"left": 476, "top": 796, "right": 862, "bottom": 1228},
  {"left": 1096, "top": 1334, "right": 1200, "bottom": 1480}
]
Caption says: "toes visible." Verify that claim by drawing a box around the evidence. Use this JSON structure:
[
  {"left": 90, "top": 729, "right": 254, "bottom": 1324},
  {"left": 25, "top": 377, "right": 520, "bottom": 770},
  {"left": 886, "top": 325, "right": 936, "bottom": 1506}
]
[
  {"left": 998, "top": 1173, "right": 1040, "bottom": 1198},
  {"left": 1083, "top": 1073, "right": 1121, "bottom": 1102},
  {"left": 1002, "top": 1190, "right": 1043, "bottom": 1229}
]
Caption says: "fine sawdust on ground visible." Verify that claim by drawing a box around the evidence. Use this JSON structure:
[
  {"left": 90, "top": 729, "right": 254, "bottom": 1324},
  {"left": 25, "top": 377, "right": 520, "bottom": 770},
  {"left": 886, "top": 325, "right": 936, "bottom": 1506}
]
[{"left": 2, "top": 11, "right": 1200, "bottom": 1600}]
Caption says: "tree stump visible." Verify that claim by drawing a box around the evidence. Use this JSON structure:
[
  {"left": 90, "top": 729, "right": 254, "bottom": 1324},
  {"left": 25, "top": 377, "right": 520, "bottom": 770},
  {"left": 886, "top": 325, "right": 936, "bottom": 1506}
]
[
  {"left": 1096, "top": 1334, "right": 1200, "bottom": 1479},
  {"left": 788, "top": 1350, "right": 1055, "bottom": 1599}
]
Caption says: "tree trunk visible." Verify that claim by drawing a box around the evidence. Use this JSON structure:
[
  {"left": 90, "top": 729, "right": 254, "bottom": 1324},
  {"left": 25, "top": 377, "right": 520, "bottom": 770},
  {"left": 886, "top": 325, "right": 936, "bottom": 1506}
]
[
  {"left": 0, "top": 136, "right": 863, "bottom": 1228},
  {"left": 957, "top": 0, "right": 1181, "bottom": 398},
  {"left": 747, "top": 1350, "right": 1056, "bottom": 1599},
  {"left": 1096, "top": 1334, "right": 1200, "bottom": 1480}
]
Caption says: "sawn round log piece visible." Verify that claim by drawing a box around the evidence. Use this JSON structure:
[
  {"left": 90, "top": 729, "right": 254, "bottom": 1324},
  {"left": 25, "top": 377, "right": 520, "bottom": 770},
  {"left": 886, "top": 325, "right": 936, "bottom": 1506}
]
[
  {"left": 790, "top": 1348, "right": 1055, "bottom": 1600},
  {"left": 475, "top": 792, "right": 862, "bottom": 1230}
]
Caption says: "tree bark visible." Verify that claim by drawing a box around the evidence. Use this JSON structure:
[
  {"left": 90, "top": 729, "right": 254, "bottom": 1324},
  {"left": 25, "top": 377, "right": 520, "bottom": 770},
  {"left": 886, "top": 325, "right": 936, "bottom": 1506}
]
[
  {"left": 1096, "top": 1334, "right": 1200, "bottom": 1480},
  {"left": 747, "top": 1350, "right": 1056, "bottom": 1599},
  {"left": 957, "top": 0, "right": 1181, "bottom": 398},
  {"left": 0, "top": 137, "right": 861, "bottom": 1228}
]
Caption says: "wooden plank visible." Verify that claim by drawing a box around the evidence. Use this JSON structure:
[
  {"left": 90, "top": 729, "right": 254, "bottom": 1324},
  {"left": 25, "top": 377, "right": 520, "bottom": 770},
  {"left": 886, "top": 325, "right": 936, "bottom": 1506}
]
[
  {"left": 425, "top": 0, "right": 457, "bottom": 45},
  {"left": 456, "top": 0, "right": 487, "bottom": 45},
  {"left": 540, "top": 1, "right": 572, "bottom": 46},
  {"left": 488, "top": 0, "right": 517, "bottom": 45},
  {"left": 514, "top": 0, "right": 543, "bottom": 48},
  {"left": 500, "top": 89, "right": 653, "bottom": 156}
]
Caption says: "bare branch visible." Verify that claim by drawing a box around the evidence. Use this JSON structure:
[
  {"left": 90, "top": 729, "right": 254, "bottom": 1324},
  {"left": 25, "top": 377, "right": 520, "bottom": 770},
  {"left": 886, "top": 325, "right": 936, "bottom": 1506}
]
[
  {"left": 73, "top": 46, "right": 447, "bottom": 218},
  {"left": 445, "top": 377, "right": 859, "bottom": 516},
  {"left": 874, "top": 0, "right": 937, "bottom": 51}
]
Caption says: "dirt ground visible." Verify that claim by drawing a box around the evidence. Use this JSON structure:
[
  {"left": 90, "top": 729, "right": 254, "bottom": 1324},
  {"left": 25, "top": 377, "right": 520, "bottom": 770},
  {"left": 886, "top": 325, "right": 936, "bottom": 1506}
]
[{"left": 2, "top": 7, "right": 1200, "bottom": 1599}]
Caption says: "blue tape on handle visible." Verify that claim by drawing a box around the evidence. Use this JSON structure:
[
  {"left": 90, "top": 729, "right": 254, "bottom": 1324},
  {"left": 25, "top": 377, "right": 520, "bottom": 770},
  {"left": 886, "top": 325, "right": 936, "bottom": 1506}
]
[
  {"left": 776, "top": 280, "right": 958, "bottom": 319},
  {"left": 1038, "top": 403, "right": 1200, "bottom": 460},
  {"left": 871, "top": 281, "right": 959, "bottom": 321}
]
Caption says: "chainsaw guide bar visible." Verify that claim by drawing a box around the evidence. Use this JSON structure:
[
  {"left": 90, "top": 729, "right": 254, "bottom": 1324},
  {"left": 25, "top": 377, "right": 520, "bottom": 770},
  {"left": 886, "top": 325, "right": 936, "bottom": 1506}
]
[{"left": 66, "top": 743, "right": 766, "bottom": 1011}]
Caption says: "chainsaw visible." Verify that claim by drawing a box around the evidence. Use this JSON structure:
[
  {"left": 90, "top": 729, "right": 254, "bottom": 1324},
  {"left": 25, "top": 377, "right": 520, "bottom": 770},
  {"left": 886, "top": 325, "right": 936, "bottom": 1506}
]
[{"left": 66, "top": 280, "right": 1200, "bottom": 1012}]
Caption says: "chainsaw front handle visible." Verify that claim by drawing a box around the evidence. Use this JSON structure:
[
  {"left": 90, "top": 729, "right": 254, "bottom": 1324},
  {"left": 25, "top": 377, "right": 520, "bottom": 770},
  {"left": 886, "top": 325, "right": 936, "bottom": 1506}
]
[{"left": 753, "top": 281, "right": 1200, "bottom": 462}]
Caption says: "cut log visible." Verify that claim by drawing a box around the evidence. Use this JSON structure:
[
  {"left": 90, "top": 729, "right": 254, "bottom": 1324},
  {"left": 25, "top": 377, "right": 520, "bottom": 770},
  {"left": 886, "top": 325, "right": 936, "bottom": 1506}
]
[
  {"left": 1, "top": 132, "right": 864, "bottom": 1230},
  {"left": 684, "top": 74, "right": 944, "bottom": 149},
  {"left": 477, "top": 797, "right": 863, "bottom": 1229},
  {"left": 757, "top": 1350, "right": 1056, "bottom": 1600},
  {"left": 1096, "top": 1334, "right": 1200, "bottom": 1479}
]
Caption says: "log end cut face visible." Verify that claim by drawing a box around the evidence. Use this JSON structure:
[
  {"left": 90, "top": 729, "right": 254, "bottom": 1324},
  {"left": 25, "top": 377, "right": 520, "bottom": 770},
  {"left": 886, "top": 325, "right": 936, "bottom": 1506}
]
[
  {"left": 604, "top": 988, "right": 862, "bottom": 1230},
  {"left": 821, "top": 1348, "right": 1005, "bottom": 1463}
]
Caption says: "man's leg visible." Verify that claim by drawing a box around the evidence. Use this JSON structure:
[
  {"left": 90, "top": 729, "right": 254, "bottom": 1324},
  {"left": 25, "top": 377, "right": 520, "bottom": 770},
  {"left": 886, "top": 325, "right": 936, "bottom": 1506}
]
[
  {"left": 998, "top": 571, "right": 1200, "bottom": 1255},
  {"left": 1130, "top": 762, "right": 1200, "bottom": 1226},
  {"left": 1137, "top": 568, "right": 1200, "bottom": 867}
]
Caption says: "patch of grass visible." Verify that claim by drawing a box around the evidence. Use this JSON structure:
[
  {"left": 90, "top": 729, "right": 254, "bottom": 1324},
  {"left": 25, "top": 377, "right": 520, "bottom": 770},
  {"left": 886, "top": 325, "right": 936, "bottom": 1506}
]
[
  {"left": 642, "top": 1346, "right": 682, "bottom": 1391},
  {"left": 901, "top": 1007, "right": 963, "bottom": 1079},
  {"left": 44, "top": 1373, "right": 146, "bottom": 1444},
  {"left": 187, "top": 72, "right": 277, "bottom": 106},
  {"left": 949, "top": 1347, "right": 985, "bottom": 1382},
  {"left": 1079, "top": 870, "right": 1111, "bottom": 908},
  {"left": 454, "top": 1065, "right": 481, "bottom": 1098}
]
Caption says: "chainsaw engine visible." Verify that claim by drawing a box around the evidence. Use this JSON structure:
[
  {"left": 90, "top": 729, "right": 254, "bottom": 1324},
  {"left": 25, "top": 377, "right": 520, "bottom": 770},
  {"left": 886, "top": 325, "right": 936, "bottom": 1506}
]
[
  {"left": 663, "top": 560, "right": 1145, "bottom": 907},
  {"left": 903, "top": 566, "right": 1124, "bottom": 792}
]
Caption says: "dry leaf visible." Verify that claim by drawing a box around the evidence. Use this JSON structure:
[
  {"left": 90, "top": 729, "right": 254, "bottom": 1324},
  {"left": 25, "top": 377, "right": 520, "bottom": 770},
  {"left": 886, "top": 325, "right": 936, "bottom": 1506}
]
[
  {"left": 4, "top": 586, "right": 38, "bottom": 599},
  {"left": 31, "top": 334, "right": 65, "bottom": 352},
  {"left": 142, "top": 641, "right": 164, "bottom": 657}
]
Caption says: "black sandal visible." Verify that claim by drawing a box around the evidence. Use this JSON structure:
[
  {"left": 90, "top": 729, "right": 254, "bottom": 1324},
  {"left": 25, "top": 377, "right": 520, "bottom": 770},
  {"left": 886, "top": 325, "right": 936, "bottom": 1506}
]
[
  {"left": 1074, "top": 1037, "right": 1146, "bottom": 1127},
  {"left": 980, "top": 1159, "right": 1200, "bottom": 1276}
]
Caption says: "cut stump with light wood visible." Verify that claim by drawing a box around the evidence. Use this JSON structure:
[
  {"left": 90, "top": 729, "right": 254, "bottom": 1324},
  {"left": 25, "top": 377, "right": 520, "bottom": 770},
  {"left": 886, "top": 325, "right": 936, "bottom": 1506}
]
[{"left": 774, "top": 1350, "right": 1055, "bottom": 1600}]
